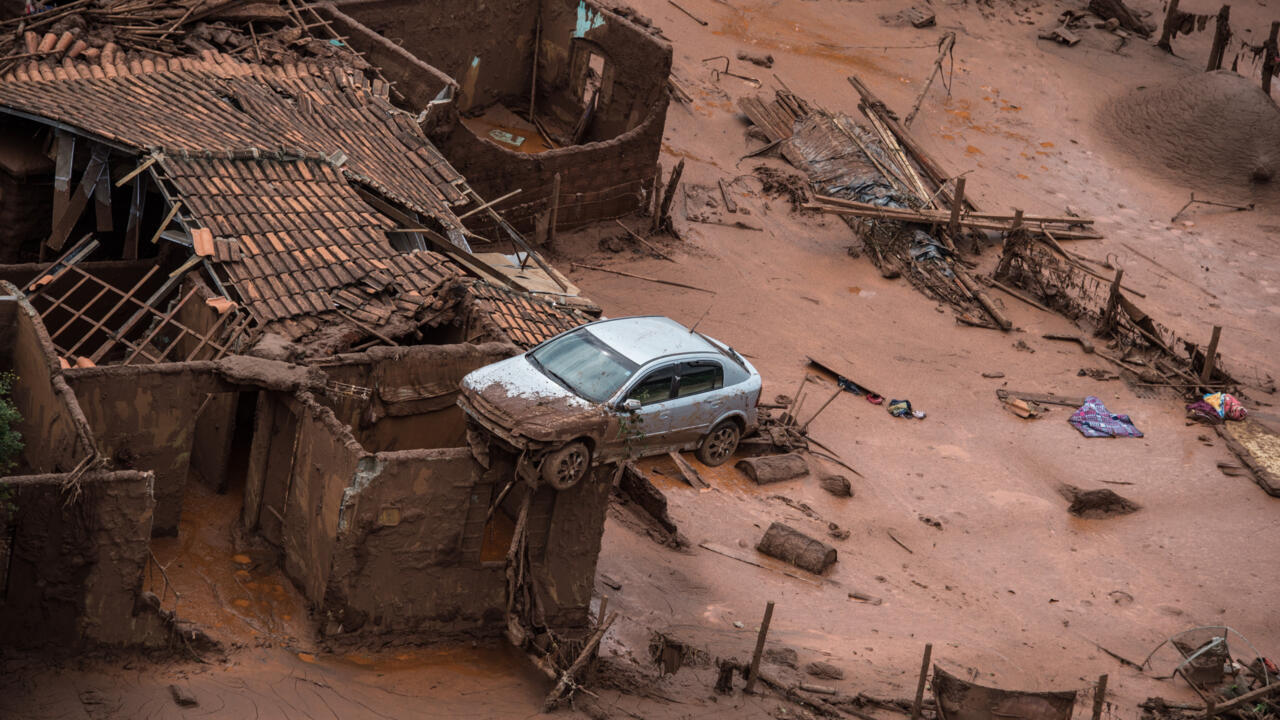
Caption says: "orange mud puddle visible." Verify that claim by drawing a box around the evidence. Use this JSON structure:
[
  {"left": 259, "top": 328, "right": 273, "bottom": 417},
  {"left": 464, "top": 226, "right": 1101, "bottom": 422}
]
[
  {"left": 148, "top": 478, "right": 315, "bottom": 649},
  {"left": 462, "top": 114, "right": 554, "bottom": 154}
]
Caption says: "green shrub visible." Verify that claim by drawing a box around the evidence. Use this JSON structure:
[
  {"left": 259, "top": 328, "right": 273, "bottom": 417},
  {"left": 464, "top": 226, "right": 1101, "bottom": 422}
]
[{"left": 0, "top": 372, "right": 21, "bottom": 475}]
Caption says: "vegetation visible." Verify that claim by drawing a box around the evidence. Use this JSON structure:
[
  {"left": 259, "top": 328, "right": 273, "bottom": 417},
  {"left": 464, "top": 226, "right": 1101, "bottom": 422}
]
[{"left": 0, "top": 371, "right": 21, "bottom": 475}]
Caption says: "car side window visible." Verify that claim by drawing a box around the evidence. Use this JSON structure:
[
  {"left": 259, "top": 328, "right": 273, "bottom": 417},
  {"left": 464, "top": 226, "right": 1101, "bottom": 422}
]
[
  {"left": 676, "top": 361, "right": 723, "bottom": 398},
  {"left": 627, "top": 365, "right": 676, "bottom": 406}
]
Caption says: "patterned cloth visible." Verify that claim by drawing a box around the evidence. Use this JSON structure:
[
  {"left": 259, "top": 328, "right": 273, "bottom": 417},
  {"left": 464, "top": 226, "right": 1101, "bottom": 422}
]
[
  {"left": 1069, "top": 396, "right": 1144, "bottom": 438},
  {"left": 1186, "top": 400, "right": 1223, "bottom": 425},
  {"left": 1203, "top": 392, "right": 1248, "bottom": 421}
]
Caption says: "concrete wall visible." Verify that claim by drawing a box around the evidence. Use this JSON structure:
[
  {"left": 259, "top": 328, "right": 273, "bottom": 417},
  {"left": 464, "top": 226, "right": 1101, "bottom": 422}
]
[
  {"left": 324, "top": 447, "right": 506, "bottom": 637},
  {"left": 0, "top": 291, "right": 94, "bottom": 474},
  {"left": 534, "top": 464, "right": 612, "bottom": 627},
  {"left": 64, "top": 363, "right": 212, "bottom": 535},
  {"left": 316, "top": 342, "right": 517, "bottom": 452},
  {"left": 0, "top": 470, "right": 156, "bottom": 649}
]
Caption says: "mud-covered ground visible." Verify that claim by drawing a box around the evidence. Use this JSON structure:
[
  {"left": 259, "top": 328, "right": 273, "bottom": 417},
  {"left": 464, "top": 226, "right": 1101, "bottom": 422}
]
[{"left": 4, "top": 0, "right": 1279, "bottom": 718}]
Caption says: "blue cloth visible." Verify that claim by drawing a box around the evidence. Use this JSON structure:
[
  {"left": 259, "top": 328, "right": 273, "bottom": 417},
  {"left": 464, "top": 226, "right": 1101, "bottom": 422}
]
[{"left": 1069, "top": 396, "right": 1143, "bottom": 438}]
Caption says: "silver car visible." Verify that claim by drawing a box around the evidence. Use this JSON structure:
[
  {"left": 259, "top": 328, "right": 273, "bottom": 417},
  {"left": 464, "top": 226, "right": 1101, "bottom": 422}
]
[{"left": 458, "top": 316, "right": 762, "bottom": 489}]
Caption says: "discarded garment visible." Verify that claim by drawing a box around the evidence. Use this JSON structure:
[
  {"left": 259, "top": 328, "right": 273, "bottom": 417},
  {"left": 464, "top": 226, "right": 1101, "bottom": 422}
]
[
  {"left": 1069, "top": 396, "right": 1143, "bottom": 438},
  {"left": 888, "top": 399, "right": 914, "bottom": 418},
  {"left": 1186, "top": 400, "right": 1223, "bottom": 425},
  {"left": 1203, "top": 392, "right": 1247, "bottom": 421}
]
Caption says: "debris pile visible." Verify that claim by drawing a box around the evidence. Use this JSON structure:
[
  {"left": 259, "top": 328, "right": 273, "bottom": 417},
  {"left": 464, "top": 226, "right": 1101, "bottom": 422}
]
[{"left": 0, "top": 0, "right": 376, "bottom": 80}]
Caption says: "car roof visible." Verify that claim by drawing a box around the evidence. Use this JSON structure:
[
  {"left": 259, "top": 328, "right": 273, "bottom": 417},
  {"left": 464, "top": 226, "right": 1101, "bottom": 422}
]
[{"left": 581, "top": 316, "right": 717, "bottom": 365}]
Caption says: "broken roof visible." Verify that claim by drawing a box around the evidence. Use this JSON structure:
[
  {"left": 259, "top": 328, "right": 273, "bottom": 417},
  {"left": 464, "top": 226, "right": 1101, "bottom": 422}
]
[{"left": 0, "top": 51, "right": 484, "bottom": 346}]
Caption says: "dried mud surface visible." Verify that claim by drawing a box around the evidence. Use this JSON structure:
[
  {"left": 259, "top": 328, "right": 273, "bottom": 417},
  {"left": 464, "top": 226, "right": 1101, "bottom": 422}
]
[{"left": 1098, "top": 70, "right": 1280, "bottom": 187}]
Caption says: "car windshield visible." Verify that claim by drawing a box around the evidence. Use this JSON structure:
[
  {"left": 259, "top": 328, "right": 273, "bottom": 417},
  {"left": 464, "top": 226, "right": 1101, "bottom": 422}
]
[{"left": 529, "top": 328, "right": 639, "bottom": 403}]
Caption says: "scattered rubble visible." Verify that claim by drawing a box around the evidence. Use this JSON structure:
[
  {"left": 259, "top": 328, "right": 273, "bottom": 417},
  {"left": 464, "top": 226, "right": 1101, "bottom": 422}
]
[{"left": 1060, "top": 485, "right": 1141, "bottom": 518}]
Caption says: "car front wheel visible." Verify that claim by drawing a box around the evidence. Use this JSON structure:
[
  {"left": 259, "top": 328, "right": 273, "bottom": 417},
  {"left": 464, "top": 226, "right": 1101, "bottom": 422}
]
[
  {"left": 541, "top": 440, "right": 591, "bottom": 490},
  {"left": 697, "top": 421, "right": 740, "bottom": 466}
]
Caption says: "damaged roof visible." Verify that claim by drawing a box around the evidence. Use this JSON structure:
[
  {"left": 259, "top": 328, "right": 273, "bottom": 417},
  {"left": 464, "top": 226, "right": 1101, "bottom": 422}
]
[
  {"left": 161, "top": 152, "right": 459, "bottom": 334},
  {"left": 466, "top": 280, "right": 598, "bottom": 349},
  {"left": 0, "top": 51, "right": 481, "bottom": 344}
]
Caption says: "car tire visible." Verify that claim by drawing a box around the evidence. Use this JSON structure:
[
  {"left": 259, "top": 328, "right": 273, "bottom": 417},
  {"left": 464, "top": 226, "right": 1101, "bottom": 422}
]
[
  {"left": 541, "top": 440, "right": 591, "bottom": 490},
  {"left": 697, "top": 421, "right": 740, "bottom": 466}
]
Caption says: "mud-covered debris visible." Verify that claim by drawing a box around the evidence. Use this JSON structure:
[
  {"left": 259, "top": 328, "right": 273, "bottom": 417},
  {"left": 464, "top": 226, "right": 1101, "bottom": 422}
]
[
  {"left": 169, "top": 684, "right": 198, "bottom": 707},
  {"left": 753, "top": 165, "right": 810, "bottom": 209},
  {"left": 757, "top": 522, "right": 837, "bottom": 574},
  {"left": 827, "top": 523, "right": 850, "bottom": 540},
  {"left": 737, "top": 50, "right": 774, "bottom": 68},
  {"left": 804, "top": 661, "right": 845, "bottom": 680},
  {"left": 1059, "top": 484, "right": 1140, "bottom": 518},
  {"left": 918, "top": 515, "right": 942, "bottom": 530},
  {"left": 765, "top": 646, "right": 799, "bottom": 668},
  {"left": 819, "top": 474, "right": 852, "bottom": 497},
  {"left": 738, "top": 453, "right": 809, "bottom": 484},
  {"left": 618, "top": 464, "right": 678, "bottom": 534}
]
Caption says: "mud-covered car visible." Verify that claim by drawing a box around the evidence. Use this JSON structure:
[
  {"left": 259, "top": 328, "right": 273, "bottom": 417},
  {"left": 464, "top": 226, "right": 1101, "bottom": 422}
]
[{"left": 458, "top": 316, "right": 762, "bottom": 489}]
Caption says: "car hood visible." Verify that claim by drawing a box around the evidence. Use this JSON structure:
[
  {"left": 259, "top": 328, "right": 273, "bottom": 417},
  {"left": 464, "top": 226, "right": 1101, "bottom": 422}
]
[{"left": 461, "top": 355, "right": 607, "bottom": 442}]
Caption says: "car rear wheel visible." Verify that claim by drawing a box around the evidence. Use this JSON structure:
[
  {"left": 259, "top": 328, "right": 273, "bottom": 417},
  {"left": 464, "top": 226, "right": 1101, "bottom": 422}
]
[
  {"left": 541, "top": 441, "right": 591, "bottom": 490},
  {"left": 697, "top": 421, "right": 740, "bottom": 466}
]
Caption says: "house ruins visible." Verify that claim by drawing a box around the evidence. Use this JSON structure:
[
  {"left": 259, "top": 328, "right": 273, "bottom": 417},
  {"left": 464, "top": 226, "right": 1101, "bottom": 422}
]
[{"left": 0, "top": 0, "right": 670, "bottom": 661}]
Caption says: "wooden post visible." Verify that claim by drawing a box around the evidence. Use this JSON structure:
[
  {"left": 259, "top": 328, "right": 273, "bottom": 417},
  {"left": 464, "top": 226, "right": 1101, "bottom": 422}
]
[
  {"left": 744, "top": 600, "right": 775, "bottom": 694},
  {"left": 911, "top": 643, "right": 933, "bottom": 720},
  {"left": 1010, "top": 208, "right": 1024, "bottom": 232},
  {"left": 1157, "top": 0, "right": 1181, "bottom": 52},
  {"left": 905, "top": 33, "right": 956, "bottom": 128},
  {"left": 547, "top": 172, "right": 561, "bottom": 246},
  {"left": 1263, "top": 22, "right": 1279, "bottom": 95},
  {"left": 1091, "top": 674, "right": 1108, "bottom": 720},
  {"left": 1104, "top": 268, "right": 1124, "bottom": 329},
  {"left": 529, "top": 12, "right": 541, "bottom": 122},
  {"left": 947, "top": 177, "right": 966, "bottom": 239},
  {"left": 1199, "top": 325, "right": 1223, "bottom": 384},
  {"left": 651, "top": 162, "right": 663, "bottom": 218},
  {"left": 653, "top": 158, "right": 685, "bottom": 233},
  {"left": 597, "top": 593, "right": 608, "bottom": 626},
  {"left": 1206, "top": 6, "right": 1231, "bottom": 72}
]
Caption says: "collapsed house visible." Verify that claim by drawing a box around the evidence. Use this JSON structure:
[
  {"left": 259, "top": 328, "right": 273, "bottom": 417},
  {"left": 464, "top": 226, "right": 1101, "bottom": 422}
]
[{"left": 0, "top": 0, "right": 670, "bottom": 656}]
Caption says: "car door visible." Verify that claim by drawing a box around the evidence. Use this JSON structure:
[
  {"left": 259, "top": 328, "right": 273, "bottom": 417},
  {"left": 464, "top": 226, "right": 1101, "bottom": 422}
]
[
  {"left": 614, "top": 363, "right": 677, "bottom": 454},
  {"left": 666, "top": 359, "right": 726, "bottom": 444}
]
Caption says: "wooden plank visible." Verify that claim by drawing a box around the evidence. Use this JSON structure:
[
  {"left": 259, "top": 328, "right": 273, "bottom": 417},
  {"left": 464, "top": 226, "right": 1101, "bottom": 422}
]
[
  {"left": 124, "top": 179, "right": 144, "bottom": 260},
  {"left": 63, "top": 264, "right": 161, "bottom": 356},
  {"left": 48, "top": 148, "right": 108, "bottom": 251},
  {"left": 88, "top": 256, "right": 199, "bottom": 363},
  {"left": 183, "top": 304, "right": 237, "bottom": 361},
  {"left": 124, "top": 285, "right": 201, "bottom": 364},
  {"left": 668, "top": 451, "right": 709, "bottom": 489}
]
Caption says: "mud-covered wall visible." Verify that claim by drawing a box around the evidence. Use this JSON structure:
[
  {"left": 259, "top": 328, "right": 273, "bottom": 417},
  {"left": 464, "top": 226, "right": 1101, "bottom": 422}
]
[
  {"left": 65, "top": 364, "right": 212, "bottom": 536},
  {"left": 316, "top": 342, "right": 516, "bottom": 452},
  {"left": 533, "top": 465, "right": 612, "bottom": 627},
  {"left": 174, "top": 277, "right": 237, "bottom": 492},
  {"left": 330, "top": 0, "right": 537, "bottom": 111},
  {"left": 1, "top": 291, "right": 94, "bottom": 474},
  {"left": 324, "top": 447, "right": 506, "bottom": 637},
  {"left": 279, "top": 392, "right": 367, "bottom": 604},
  {"left": 0, "top": 470, "right": 155, "bottom": 649},
  {"left": 317, "top": 3, "right": 456, "bottom": 109}
]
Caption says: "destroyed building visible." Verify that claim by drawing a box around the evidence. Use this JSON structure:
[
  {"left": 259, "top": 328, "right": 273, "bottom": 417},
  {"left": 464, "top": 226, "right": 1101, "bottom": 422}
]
[{"left": 0, "top": 0, "right": 670, "bottom": 652}]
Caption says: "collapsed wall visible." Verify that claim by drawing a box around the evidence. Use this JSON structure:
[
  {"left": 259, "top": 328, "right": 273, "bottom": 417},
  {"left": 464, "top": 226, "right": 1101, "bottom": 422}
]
[{"left": 325, "top": 0, "right": 672, "bottom": 233}]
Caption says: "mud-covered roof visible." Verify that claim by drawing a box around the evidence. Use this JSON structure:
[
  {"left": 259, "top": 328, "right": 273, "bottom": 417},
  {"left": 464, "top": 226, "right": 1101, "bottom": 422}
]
[
  {"left": 0, "top": 52, "right": 468, "bottom": 221},
  {"left": 466, "top": 280, "right": 597, "bottom": 349},
  {"left": 160, "top": 153, "right": 459, "bottom": 333}
]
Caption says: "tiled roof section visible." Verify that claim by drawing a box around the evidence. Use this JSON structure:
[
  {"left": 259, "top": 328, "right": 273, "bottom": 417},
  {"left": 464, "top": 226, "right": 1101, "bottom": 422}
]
[
  {"left": 0, "top": 52, "right": 468, "bottom": 223},
  {"left": 466, "top": 280, "right": 595, "bottom": 349},
  {"left": 161, "top": 154, "right": 459, "bottom": 329}
]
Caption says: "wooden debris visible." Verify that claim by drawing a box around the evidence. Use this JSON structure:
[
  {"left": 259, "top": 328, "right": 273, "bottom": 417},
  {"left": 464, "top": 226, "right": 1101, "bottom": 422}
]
[
  {"left": 905, "top": 33, "right": 954, "bottom": 127},
  {"left": 668, "top": 0, "right": 708, "bottom": 26},
  {"left": 718, "top": 178, "right": 738, "bottom": 213},
  {"left": 698, "top": 542, "right": 824, "bottom": 586},
  {"left": 669, "top": 451, "right": 710, "bottom": 489},
  {"left": 615, "top": 219, "right": 676, "bottom": 262},
  {"left": 757, "top": 522, "right": 837, "bottom": 574},
  {"left": 571, "top": 263, "right": 713, "bottom": 293},
  {"left": 736, "top": 454, "right": 809, "bottom": 484}
]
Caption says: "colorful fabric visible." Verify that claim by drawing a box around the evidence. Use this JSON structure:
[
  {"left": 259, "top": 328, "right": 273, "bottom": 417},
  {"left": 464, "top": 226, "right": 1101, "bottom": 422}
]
[
  {"left": 1204, "top": 392, "right": 1247, "bottom": 421},
  {"left": 888, "top": 399, "right": 913, "bottom": 418},
  {"left": 1186, "top": 400, "right": 1222, "bottom": 425},
  {"left": 1069, "top": 396, "right": 1144, "bottom": 438}
]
